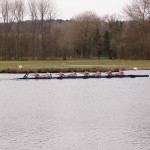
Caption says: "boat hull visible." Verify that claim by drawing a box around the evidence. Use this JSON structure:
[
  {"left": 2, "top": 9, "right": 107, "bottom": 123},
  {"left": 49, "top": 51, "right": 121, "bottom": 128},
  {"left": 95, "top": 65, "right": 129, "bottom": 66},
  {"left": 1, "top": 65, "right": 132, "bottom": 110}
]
[{"left": 18, "top": 74, "right": 149, "bottom": 80}]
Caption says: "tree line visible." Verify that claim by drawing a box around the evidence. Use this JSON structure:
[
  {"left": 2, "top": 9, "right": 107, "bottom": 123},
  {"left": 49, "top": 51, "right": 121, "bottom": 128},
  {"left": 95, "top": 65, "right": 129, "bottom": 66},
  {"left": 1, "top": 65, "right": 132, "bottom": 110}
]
[{"left": 0, "top": 0, "right": 150, "bottom": 60}]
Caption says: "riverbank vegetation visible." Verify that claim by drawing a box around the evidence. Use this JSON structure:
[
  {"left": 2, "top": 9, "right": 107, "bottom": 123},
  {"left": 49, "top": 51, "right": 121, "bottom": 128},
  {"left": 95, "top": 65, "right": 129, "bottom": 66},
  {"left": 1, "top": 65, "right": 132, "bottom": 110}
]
[
  {"left": 0, "top": 0, "right": 150, "bottom": 61},
  {"left": 0, "top": 59, "right": 150, "bottom": 73}
]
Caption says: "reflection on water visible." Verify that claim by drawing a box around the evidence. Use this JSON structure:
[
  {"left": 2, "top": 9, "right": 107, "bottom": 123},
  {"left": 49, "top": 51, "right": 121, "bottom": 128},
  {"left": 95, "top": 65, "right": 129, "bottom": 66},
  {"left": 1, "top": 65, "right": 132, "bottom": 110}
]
[{"left": 0, "top": 71, "right": 150, "bottom": 150}]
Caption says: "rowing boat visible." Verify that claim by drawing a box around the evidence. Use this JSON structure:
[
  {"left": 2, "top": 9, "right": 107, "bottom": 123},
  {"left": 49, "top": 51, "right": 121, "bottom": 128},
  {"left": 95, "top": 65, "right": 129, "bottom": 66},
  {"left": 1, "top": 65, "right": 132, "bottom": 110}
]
[{"left": 17, "top": 74, "right": 149, "bottom": 80}]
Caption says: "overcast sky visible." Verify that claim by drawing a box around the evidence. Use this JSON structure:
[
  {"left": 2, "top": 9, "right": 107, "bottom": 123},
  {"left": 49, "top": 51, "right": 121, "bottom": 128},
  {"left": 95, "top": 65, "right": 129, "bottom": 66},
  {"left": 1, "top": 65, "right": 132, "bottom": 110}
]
[{"left": 57, "top": 0, "right": 128, "bottom": 20}]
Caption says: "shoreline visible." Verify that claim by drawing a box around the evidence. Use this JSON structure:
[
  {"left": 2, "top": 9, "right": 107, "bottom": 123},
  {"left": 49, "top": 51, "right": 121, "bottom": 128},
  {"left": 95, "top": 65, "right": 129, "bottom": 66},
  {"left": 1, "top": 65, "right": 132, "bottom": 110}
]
[
  {"left": 0, "top": 65, "right": 150, "bottom": 73},
  {"left": 1, "top": 60, "right": 150, "bottom": 73}
]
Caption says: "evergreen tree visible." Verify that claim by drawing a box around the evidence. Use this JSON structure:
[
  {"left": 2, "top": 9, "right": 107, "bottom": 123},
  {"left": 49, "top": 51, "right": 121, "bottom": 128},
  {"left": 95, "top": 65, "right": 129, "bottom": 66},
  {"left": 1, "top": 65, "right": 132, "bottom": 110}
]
[{"left": 103, "top": 31, "right": 112, "bottom": 59}]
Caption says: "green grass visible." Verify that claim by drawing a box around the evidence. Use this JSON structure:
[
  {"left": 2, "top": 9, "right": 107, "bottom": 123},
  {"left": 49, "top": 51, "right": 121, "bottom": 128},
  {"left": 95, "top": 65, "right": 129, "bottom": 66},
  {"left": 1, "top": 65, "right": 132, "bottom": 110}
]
[
  {"left": 0, "top": 59, "right": 150, "bottom": 73},
  {"left": 0, "top": 59, "right": 150, "bottom": 67}
]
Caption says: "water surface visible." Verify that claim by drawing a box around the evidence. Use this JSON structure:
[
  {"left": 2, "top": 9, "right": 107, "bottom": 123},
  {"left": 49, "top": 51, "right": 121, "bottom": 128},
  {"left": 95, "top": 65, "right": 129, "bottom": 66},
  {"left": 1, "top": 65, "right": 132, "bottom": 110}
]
[{"left": 0, "top": 71, "right": 150, "bottom": 150}]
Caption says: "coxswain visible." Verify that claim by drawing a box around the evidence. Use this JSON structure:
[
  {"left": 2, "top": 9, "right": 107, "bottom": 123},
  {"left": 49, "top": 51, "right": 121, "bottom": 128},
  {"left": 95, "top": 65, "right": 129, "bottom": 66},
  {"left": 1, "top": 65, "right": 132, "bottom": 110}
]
[{"left": 23, "top": 73, "right": 29, "bottom": 78}]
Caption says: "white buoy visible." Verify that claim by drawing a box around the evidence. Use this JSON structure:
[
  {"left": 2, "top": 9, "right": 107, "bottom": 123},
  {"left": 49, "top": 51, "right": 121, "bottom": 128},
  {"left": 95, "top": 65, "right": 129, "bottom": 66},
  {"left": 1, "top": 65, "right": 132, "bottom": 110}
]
[
  {"left": 18, "top": 65, "right": 22, "bottom": 69},
  {"left": 133, "top": 67, "right": 138, "bottom": 70}
]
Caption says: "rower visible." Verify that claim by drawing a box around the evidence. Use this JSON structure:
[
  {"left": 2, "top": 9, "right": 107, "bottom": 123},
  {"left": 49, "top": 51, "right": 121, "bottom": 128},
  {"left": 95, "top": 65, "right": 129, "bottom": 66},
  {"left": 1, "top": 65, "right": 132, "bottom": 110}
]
[
  {"left": 106, "top": 70, "right": 113, "bottom": 76},
  {"left": 117, "top": 69, "right": 124, "bottom": 75},
  {"left": 58, "top": 72, "right": 65, "bottom": 77},
  {"left": 92, "top": 71, "right": 101, "bottom": 76},
  {"left": 67, "top": 71, "right": 77, "bottom": 77},
  {"left": 32, "top": 72, "right": 40, "bottom": 78},
  {"left": 42, "top": 72, "right": 52, "bottom": 78},
  {"left": 83, "top": 71, "right": 89, "bottom": 76},
  {"left": 46, "top": 72, "right": 52, "bottom": 77}
]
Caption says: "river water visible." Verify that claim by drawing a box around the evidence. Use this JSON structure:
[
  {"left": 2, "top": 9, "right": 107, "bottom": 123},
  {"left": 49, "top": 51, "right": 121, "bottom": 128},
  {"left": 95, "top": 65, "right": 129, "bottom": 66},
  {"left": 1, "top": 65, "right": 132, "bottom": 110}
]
[{"left": 0, "top": 71, "right": 150, "bottom": 150}]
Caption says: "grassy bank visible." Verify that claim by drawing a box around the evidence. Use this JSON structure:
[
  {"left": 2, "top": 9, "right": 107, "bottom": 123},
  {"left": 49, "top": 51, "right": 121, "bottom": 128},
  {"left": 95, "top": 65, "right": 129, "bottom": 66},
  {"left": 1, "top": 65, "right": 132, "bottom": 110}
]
[{"left": 0, "top": 59, "right": 150, "bottom": 73}]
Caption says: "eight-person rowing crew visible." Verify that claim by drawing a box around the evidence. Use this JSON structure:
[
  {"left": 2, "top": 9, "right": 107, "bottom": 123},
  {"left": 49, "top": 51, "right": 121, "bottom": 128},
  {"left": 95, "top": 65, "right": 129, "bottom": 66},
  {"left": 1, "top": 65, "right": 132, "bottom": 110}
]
[{"left": 23, "top": 69, "right": 124, "bottom": 78}]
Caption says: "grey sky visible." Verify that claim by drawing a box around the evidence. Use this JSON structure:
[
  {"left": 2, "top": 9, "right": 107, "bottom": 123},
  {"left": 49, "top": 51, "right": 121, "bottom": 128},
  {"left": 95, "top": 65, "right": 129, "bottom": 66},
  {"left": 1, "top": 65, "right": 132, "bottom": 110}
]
[{"left": 57, "top": 0, "right": 128, "bottom": 19}]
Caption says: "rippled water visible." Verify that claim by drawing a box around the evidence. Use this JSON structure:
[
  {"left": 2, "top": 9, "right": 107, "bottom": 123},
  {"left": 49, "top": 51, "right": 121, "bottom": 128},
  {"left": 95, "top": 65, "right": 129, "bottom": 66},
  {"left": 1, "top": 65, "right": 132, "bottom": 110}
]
[{"left": 0, "top": 71, "right": 150, "bottom": 150}]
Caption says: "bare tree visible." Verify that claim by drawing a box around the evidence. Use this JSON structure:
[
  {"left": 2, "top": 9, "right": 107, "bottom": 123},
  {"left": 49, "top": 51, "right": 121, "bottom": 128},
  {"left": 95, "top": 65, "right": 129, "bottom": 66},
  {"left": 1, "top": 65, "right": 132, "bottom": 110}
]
[
  {"left": 122, "top": 0, "right": 150, "bottom": 59},
  {"left": 124, "top": 0, "right": 150, "bottom": 23},
  {"left": 28, "top": 0, "right": 38, "bottom": 59},
  {"left": 1, "top": 0, "right": 14, "bottom": 59},
  {"left": 46, "top": 0, "right": 58, "bottom": 58},
  {"left": 71, "top": 11, "right": 102, "bottom": 58},
  {"left": 37, "top": 0, "right": 49, "bottom": 59},
  {"left": 12, "top": 0, "right": 25, "bottom": 59}
]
